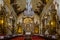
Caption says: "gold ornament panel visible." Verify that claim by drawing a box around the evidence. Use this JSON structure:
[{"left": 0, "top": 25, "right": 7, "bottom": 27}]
[{"left": 23, "top": 17, "right": 33, "bottom": 24}]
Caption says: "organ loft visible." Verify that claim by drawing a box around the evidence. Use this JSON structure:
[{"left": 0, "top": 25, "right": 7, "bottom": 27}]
[{"left": 0, "top": 0, "right": 60, "bottom": 40}]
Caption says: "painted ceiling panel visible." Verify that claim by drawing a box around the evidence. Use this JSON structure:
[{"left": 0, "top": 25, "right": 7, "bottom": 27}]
[{"left": 16, "top": 0, "right": 26, "bottom": 11}]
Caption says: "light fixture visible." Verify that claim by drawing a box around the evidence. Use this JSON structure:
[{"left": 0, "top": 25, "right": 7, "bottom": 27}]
[
  {"left": 0, "top": 19, "right": 4, "bottom": 24},
  {"left": 50, "top": 20, "right": 56, "bottom": 27}
]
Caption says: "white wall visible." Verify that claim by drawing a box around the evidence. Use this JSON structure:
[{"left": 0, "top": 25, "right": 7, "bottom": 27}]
[
  {"left": 0, "top": 0, "right": 4, "bottom": 6},
  {"left": 55, "top": 0, "right": 60, "bottom": 20}
]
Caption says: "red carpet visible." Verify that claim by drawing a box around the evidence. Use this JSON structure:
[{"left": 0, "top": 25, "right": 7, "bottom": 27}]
[
  {"left": 0, "top": 34, "right": 5, "bottom": 36},
  {"left": 31, "top": 36, "right": 45, "bottom": 40},
  {"left": 11, "top": 35, "right": 45, "bottom": 40},
  {"left": 11, "top": 36, "right": 25, "bottom": 40},
  {"left": 0, "top": 35, "right": 45, "bottom": 40}
]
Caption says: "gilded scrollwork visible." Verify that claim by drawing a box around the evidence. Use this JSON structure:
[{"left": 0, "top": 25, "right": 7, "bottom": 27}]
[{"left": 0, "top": 0, "right": 59, "bottom": 39}]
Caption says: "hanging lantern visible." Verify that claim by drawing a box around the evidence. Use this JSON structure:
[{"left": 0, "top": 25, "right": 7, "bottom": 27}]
[
  {"left": 17, "top": 27, "right": 23, "bottom": 34},
  {"left": 50, "top": 20, "right": 56, "bottom": 27},
  {"left": 0, "top": 19, "right": 4, "bottom": 25},
  {"left": 46, "top": 0, "right": 49, "bottom": 3}
]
